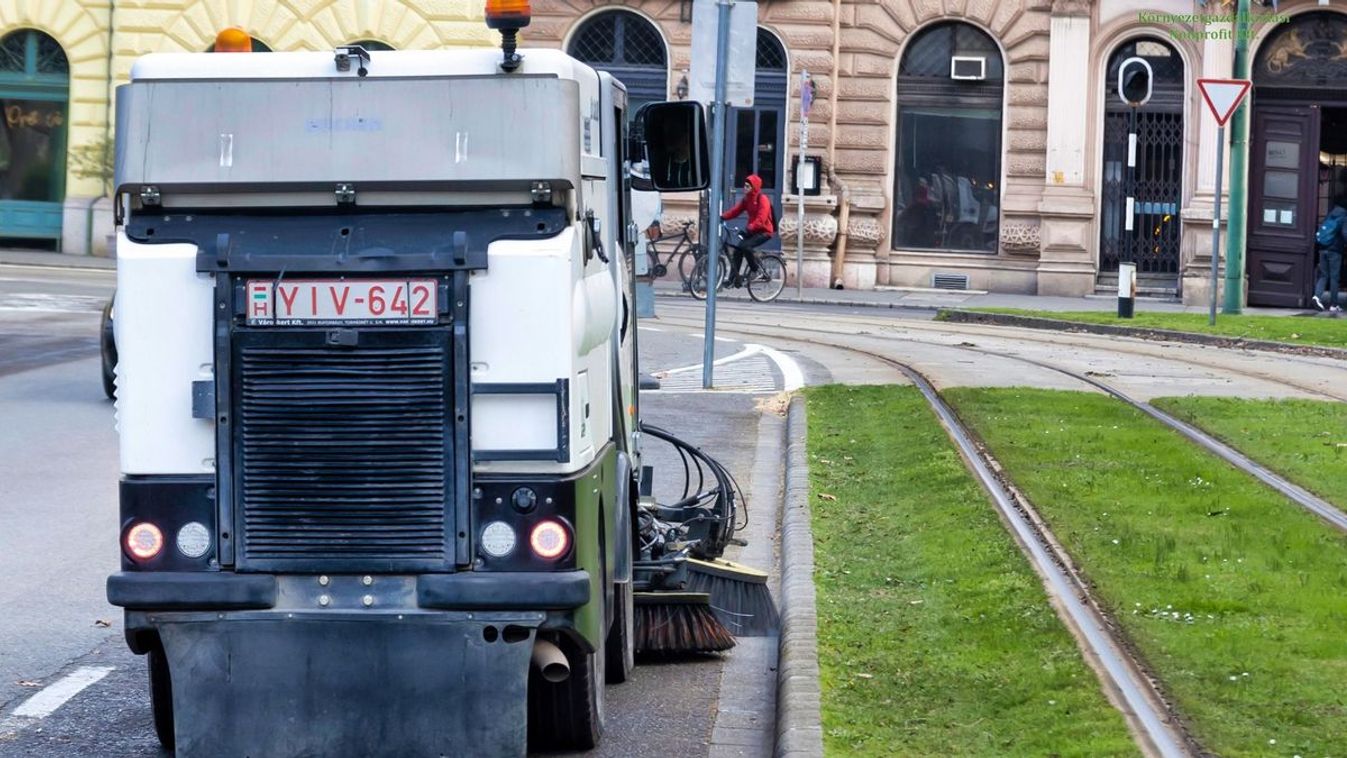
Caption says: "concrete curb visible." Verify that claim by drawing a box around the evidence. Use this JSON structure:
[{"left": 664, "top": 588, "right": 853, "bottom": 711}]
[
  {"left": 774, "top": 396, "right": 824, "bottom": 757},
  {"left": 654, "top": 288, "right": 939, "bottom": 312},
  {"left": 938, "top": 308, "right": 1347, "bottom": 362}
]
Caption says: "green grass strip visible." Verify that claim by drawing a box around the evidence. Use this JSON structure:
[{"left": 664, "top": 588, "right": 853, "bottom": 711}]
[
  {"left": 807, "top": 385, "right": 1136, "bottom": 757},
  {"left": 1154, "top": 396, "right": 1347, "bottom": 509},
  {"left": 946, "top": 387, "right": 1347, "bottom": 757},
  {"left": 953, "top": 308, "right": 1347, "bottom": 350}
]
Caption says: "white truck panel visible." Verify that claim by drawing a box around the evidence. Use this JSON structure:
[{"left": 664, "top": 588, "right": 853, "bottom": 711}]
[{"left": 115, "top": 234, "right": 215, "bottom": 475}]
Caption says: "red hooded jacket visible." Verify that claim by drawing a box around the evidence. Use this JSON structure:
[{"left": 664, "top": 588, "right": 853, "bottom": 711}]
[{"left": 721, "top": 175, "right": 775, "bottom": 236}]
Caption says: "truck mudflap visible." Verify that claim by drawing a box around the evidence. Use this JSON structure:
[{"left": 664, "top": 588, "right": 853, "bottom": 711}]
[{"left": 149, "top": 610, "right": 543, "bottom": 757}]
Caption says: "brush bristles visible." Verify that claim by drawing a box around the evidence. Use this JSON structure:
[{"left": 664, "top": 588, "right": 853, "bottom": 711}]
[
  {"left": 686, "top": 558, "right": 769, "bottom": 583},
  {"left": 634, "top": 593, "right": 736, "bottom": 654},
  {"left": 685, "top": 563, "right": 780, "bottom": 637}
]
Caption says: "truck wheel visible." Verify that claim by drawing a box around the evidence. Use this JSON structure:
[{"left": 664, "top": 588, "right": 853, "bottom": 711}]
[
  {"left": 148, "top": 646, "right": 175, "bottom": 750},
  {"left": 605, "top": 580, "right": 634, "bottom": 684},
  {"left": 527, "top": 640, "right": 605, "bottom": 751},
  {"left": 100, "top": 300, "right": 117, "bottom": 401}
]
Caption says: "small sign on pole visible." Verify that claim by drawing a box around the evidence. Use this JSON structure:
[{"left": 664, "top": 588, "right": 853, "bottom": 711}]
[
  {"left": 1196, "top": 78, "right": 1251, "bottom": 325},
  {"left": 1197, "top": 78, "right": 1252, "bottom": 128},
  {"left": 796, "top": 71, "right": 812, "bottom": 301}
]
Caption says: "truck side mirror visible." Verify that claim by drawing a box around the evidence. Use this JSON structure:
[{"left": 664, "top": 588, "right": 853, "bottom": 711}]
[{"left": 639, "top": 102, "right": 710, "bottom": 192}]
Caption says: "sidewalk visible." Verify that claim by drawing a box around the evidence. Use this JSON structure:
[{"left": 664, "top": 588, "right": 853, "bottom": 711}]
[
  {"left": 651, "top": 280, "right": 1307, "bottom": 317},
  {"left": 0, "top": 249, "right": 115, "bottom": 271}
]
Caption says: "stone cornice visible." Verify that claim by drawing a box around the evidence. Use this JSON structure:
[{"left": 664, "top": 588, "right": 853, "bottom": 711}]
[{"left": 1051, "top": 0, "right": 1092, "bottom": 18}]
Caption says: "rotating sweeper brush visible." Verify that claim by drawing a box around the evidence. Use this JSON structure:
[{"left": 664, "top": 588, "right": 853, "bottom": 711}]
[{"left": 631, "top": 423, "right": 779, "bottom": 654}]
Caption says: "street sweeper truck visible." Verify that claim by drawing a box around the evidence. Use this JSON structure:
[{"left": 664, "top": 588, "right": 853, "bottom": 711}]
[{"left": 100, "top": 5, "right": 775, "bottom": 755}]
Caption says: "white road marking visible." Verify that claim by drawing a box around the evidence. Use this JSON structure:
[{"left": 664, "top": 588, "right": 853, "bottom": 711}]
[
  {"left": 11, "top": 666, "right": 114, "bottom": 719},
  {"left": 753, "top": 343, "right": 805, "bottom": 391},
  {"left": 0, "top": 293, "right": 107, "bottom": 313},
  {"left": 0, "top": 665, "right": 116, "bottom": 739},
  {"left": 659, "top": 345, "right": 761, "bottom": 375},
  {"left": 688, "top": 332, "right": 736, "bottom": 343},
  {"left": 638, "top": 325, "right": 664, "bottom": 332}
]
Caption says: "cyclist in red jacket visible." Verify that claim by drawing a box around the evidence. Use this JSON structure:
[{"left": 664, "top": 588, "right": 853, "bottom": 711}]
[{"left": 720, "top": 174, "right": 775, "bottom": 288}]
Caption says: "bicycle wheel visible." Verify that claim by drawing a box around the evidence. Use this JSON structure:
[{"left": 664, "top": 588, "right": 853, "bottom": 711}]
[
  {"left": 747, "top": 255, "right": 787, "bottom": 303},
  {"left": 677, "top": 245, "right": 703, "bottom": 286},
  {"left": 688, "top": 256, "right": 710, "bottom": 300}
]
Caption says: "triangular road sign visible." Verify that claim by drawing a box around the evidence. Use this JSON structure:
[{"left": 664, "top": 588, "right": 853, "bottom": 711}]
[{"left": 1197, "top": 78, "right": 1252, "bottom": 127}]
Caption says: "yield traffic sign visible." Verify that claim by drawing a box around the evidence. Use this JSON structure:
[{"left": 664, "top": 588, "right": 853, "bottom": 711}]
[{"left": 1197, "top": 78, "right": 1252, "bottom": 127}]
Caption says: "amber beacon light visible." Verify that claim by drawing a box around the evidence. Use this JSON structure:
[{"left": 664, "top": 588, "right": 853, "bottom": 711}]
[
  {"left": 213, "top": 26, "right": 253, "bottom": 53},
  {"left": 485, "top": 0, "right": 530, "bottom": 72}
]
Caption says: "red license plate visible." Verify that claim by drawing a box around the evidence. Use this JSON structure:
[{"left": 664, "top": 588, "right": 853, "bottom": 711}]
[{"left": 245, "top": 279, "right": 438, "bottom": 325}]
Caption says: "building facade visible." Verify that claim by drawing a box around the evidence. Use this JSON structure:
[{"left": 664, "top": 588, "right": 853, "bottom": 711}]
[
  {"left": 5, "top": 0, "right": 1345, "bottom": 309},
  {"left": 532, "top": 0, "right": 1345, "bottom": 307}
]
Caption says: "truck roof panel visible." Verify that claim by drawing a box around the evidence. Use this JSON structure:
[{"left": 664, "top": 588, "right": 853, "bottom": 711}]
[{"left": 130, "top": 48, "right": 593, "bottom": 83}]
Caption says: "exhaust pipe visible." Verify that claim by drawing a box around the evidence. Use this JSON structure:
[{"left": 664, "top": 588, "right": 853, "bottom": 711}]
[{"left": 531, "top": 639, "right": 570, "bottom": 683}]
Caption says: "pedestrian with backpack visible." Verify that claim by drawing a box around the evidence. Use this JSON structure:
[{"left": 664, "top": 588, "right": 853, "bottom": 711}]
[{"left": 1312, "top": 194, "right": 1347, "bottom": 312}]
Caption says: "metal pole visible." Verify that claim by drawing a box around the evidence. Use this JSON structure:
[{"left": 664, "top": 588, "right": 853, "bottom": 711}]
[
  {"left": 1223, "top": 0, "right": 1251, "bottom": 314},
  {"left": 702, "top": 0, "right": 732, "bottom": 389},
  {"left": 1210, "top": 124, "right": 1225, "bottom": 326},
  {"left": 796, "top": 73, "right": 808, "bottom": 302}
]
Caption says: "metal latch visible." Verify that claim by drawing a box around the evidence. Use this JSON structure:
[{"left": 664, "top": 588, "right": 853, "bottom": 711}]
[
  {"left": 192, "top": 380, "right": 215, "bottom": 419},
  {"left": 530, "top": 181, "right": 551, "bottom": 204},
  {"left": 139, "top": 186, "right": 162, "bottom": 207},
  {"left": 325, "top": 329, "right": 359, "bottom": 347},
  {"left": 335, "top": 183, "right": 356, "bottom": 205}
]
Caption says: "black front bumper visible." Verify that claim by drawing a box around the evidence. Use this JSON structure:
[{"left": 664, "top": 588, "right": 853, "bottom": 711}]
[{"left": 107, "top": 570, "right": 590, "bottom": 611}]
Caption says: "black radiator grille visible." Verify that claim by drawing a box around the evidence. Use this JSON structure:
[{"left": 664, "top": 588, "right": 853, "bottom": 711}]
[{"left": 236, "top": 341, "right": 450, "bottom": 569}]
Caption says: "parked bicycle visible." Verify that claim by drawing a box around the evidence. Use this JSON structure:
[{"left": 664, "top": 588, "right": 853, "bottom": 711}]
[
  {"left": 688, "top": 225, "right": 786, "bottom": 303},
  {"left": 644, "top": 220, "right": 725, "bottom": 289}
]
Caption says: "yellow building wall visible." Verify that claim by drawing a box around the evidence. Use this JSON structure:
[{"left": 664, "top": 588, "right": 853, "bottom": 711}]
[{"left": 1, "top": 0, "right": 491, "bottom": 200}]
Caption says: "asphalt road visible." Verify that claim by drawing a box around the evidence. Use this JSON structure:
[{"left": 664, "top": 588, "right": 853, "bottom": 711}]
[{"left": 0, "top": 264, "right": 785, "bottom": 757}]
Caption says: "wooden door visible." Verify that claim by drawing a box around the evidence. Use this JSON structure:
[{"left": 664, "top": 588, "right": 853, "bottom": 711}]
[{"left": 1247, "top": 104, "right": 1319, "bottom": 307}]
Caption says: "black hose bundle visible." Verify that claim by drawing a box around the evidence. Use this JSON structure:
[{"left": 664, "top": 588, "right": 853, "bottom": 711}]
[{"left": 639, "top": 422, "right": 746, "bottom": 561}]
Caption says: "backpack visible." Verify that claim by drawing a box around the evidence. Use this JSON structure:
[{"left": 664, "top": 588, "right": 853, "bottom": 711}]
[{"left": 1316, "top": 209, "right": 1345, "bottom": 247}]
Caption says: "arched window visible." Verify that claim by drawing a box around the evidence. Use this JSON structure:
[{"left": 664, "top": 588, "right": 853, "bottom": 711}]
[
  {"left": 567, "top": 10, "right": 667, "bottom": 116},
  {"left": 727, "top": 29, "right": 788, "bottom": 234},
  {"left": 0, "top": 29, "right": 69, "bottom": 242},
  {"left": 348, "top": 40, "right": 395, "bottom": 52},
  {"left": 1099, "top": 38, "right": 1184, "bottom": 279},
  {"left": 892, "top": 23, "right": 1003, "bottom": 252},
  {"left": 1254, "top": 12, "right": 1347, "bottom": 93}
]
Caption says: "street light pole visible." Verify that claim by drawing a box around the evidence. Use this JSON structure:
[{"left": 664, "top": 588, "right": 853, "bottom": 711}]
[
  {"left": 1223, "top": 0, "right": 1251, "bottom": 314},
  {"left": 701, "top": 0, "right": 732, "bottom": 389}
]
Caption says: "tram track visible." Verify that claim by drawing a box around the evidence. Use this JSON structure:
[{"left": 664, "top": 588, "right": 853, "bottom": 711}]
[
  {"left": 680, "top": 302, "right": 1347, "bottom": 403},
  {"left": 655, "top": 308, "right": 1195, "bottom": 757},
  {"left": 654, "top": 304, "right": 1347, "bottom": 756}
]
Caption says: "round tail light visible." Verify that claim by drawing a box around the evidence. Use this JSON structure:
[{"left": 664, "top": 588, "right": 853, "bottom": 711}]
[
  {"left": 529, "top": 520, "right": 571, "bottom": 560},
  {"left": 126, "top": 522, "right": 165, "bottom": 561}
]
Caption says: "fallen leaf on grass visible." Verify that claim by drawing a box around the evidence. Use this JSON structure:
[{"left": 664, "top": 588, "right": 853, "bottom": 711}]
[
  {"left": 855, "top": 673, "right": 874, "bottom": 680},
  {"left": 17, "top": 680, "right": 41, "bottom": 688},
  {"left": 818, "top": 493, "right": 838, "bottom": 501}
]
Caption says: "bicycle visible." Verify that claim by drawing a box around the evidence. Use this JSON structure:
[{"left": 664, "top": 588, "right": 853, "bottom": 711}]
[
  {"left": 688, "top": 226, "right": 786, "bottom": 303},
  {"left": 644, "top": 221, "right": 717, "bottom": 288}
]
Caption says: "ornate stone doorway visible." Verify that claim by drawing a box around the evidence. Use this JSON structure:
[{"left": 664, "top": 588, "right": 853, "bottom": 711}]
[{"left": 1248, "top": 11, "right": 1347, "bottom": 307}]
